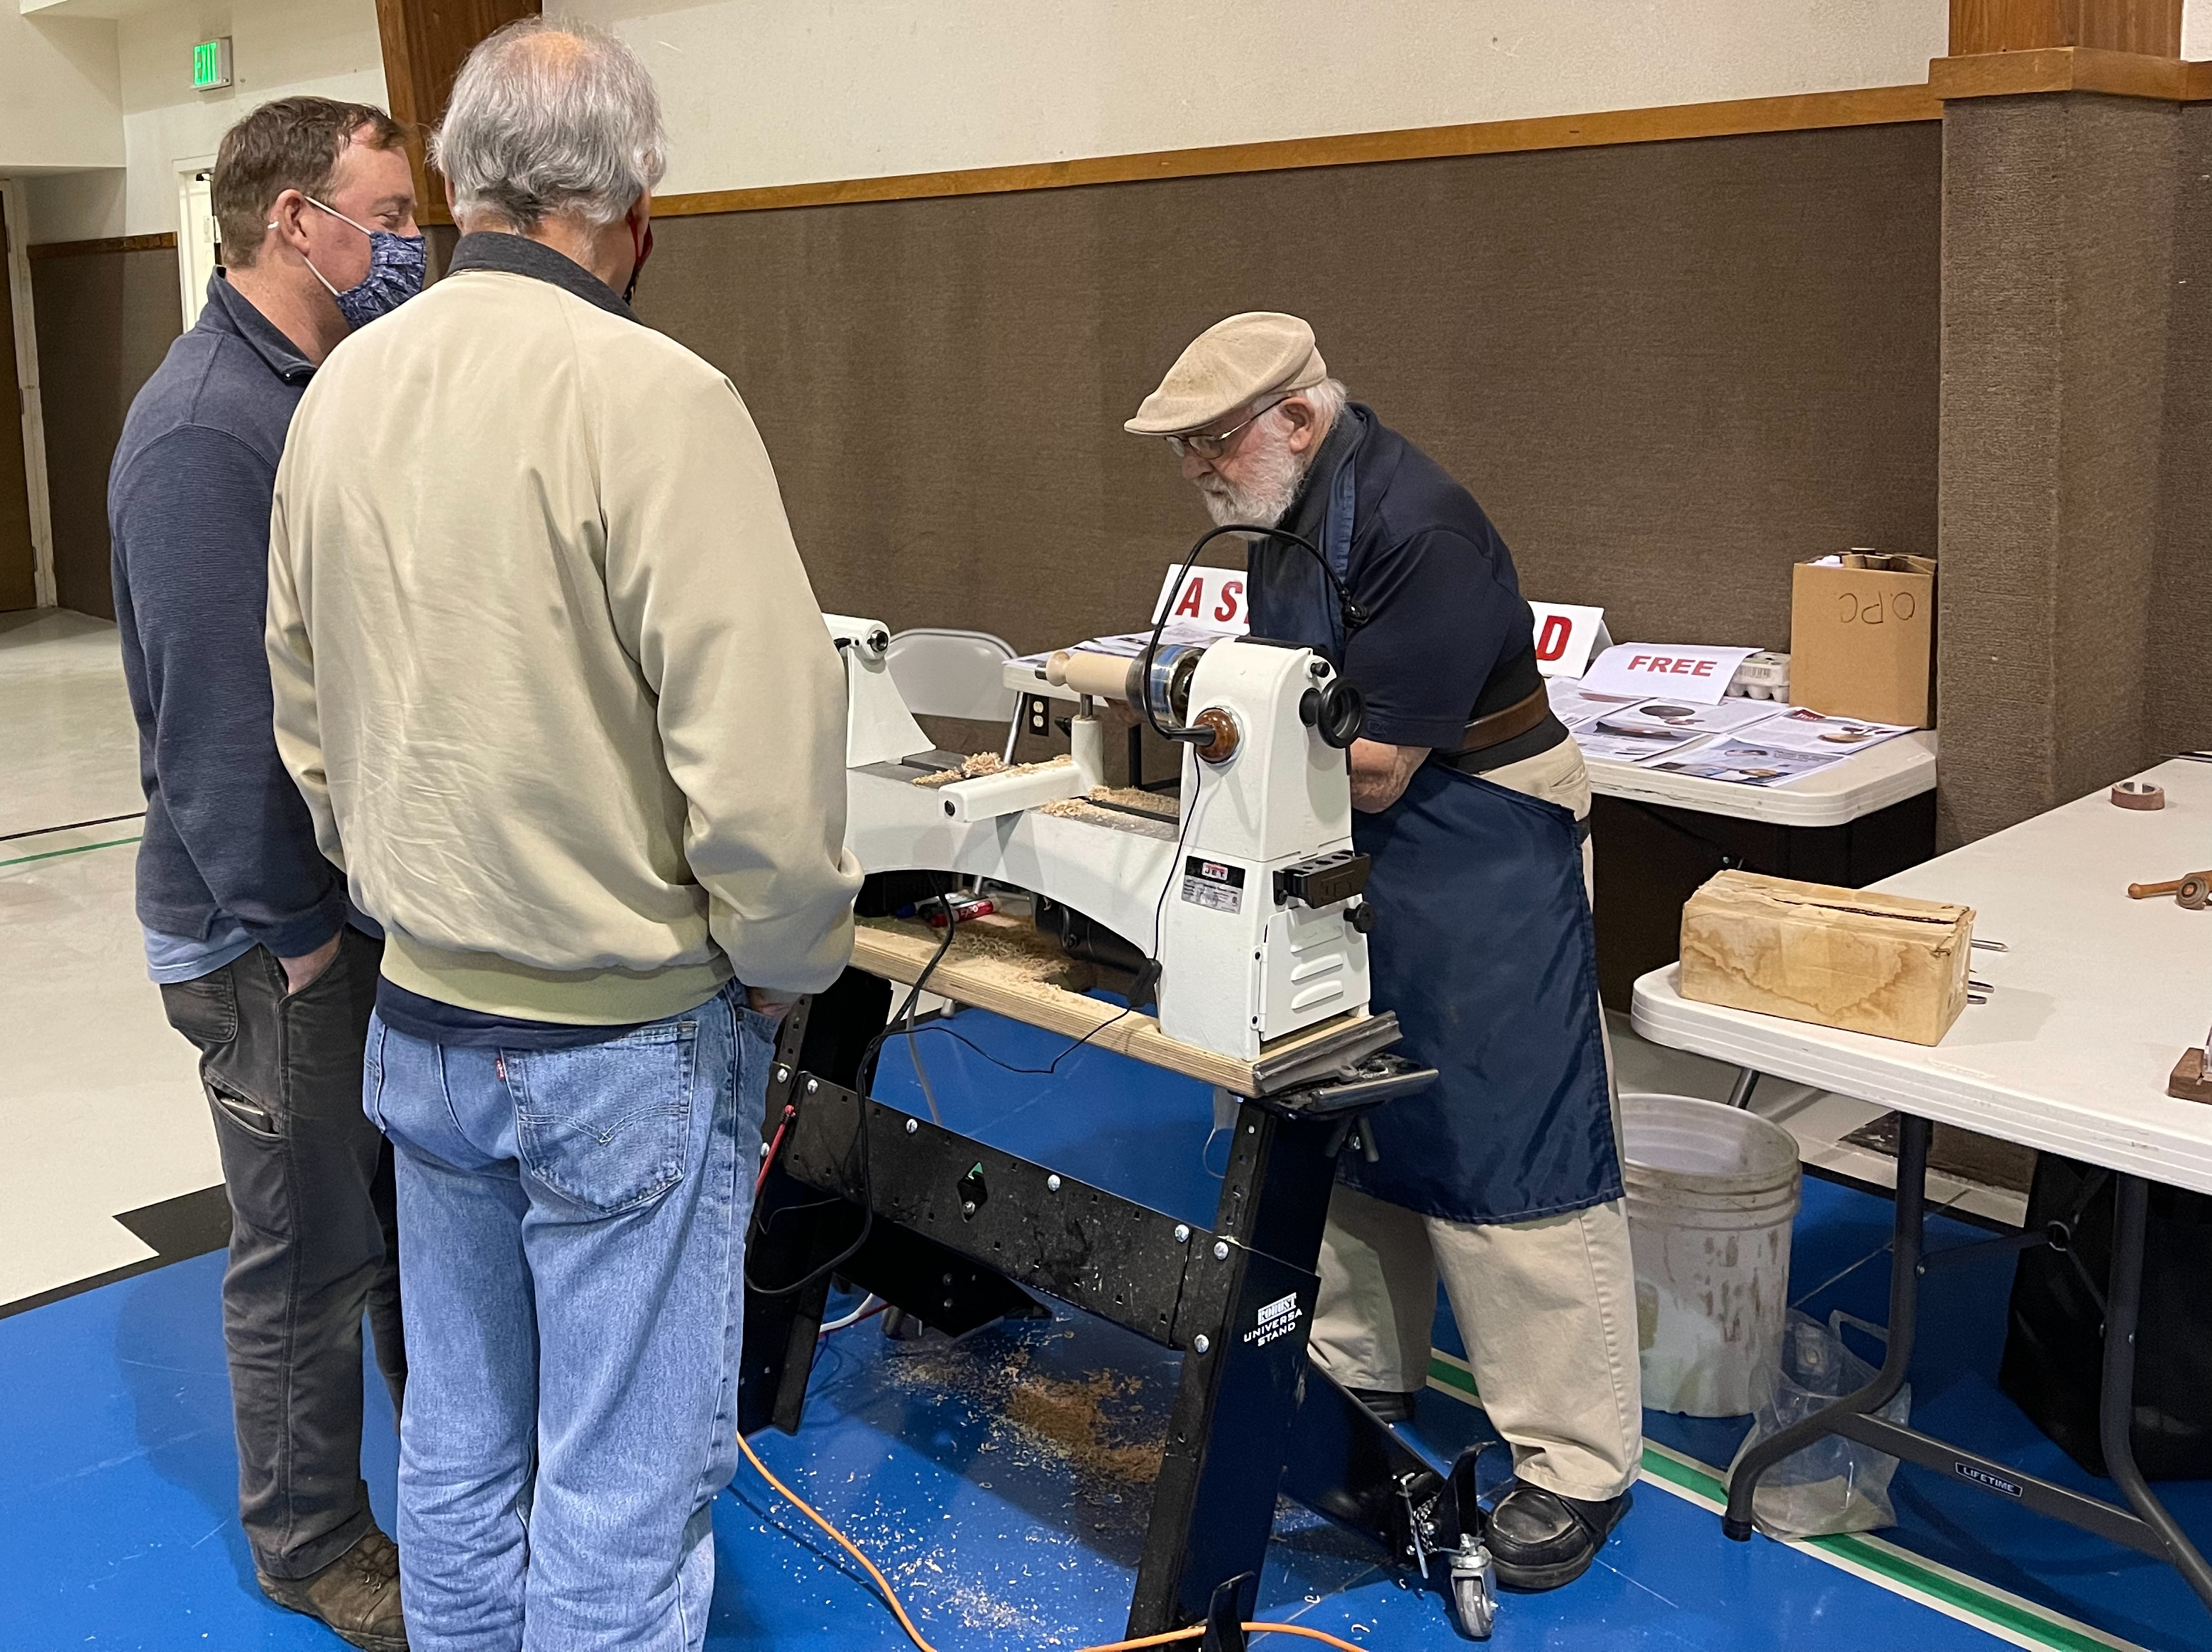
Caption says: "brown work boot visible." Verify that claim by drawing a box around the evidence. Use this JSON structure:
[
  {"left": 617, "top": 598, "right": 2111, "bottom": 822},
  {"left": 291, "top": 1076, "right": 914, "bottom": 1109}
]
[{"left": 258, "top": 1529, "right": 408, "bottom": 1651}]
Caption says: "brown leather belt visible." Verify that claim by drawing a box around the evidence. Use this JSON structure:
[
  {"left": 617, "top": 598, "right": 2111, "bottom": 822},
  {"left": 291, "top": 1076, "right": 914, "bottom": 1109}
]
[{"left": 1446, "top": 685, "right": 1551, "bottom": 757}]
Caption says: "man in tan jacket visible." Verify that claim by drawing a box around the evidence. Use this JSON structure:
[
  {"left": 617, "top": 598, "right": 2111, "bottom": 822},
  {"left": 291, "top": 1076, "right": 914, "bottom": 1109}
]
[{"left": 265, "top": 21, "right": 859, "bottom": 1650}]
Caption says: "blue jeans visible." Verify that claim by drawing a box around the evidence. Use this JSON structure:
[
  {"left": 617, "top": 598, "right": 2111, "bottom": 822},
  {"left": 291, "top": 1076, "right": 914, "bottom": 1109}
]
[{"left": 365, "top": 984, "right": 773, "bottom": 1652}]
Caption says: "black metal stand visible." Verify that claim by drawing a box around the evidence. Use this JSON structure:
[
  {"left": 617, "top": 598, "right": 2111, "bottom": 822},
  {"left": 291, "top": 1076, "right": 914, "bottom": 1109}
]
[
  {"left": 739, "top": 969, "right": 1443, "bottom": 1639},
  {"left": 1722, "top": 1110, "right": 2212, "bottom": 1614}
]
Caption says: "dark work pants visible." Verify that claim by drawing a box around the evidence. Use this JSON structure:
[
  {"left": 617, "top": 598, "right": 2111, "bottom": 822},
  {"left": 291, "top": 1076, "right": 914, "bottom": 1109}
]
[{"left": 160, "top": 926, "right": 405, "bottom": 1581}]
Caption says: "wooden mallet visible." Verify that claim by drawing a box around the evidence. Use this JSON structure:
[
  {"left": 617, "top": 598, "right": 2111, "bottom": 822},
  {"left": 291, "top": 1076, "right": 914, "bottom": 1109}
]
[{"left": 2130, "top": 871, "right": 2212, "bottom": 910}]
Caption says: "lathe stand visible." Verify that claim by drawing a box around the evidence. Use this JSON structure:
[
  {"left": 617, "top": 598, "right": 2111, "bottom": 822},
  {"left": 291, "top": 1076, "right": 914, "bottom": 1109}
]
[{"left": 738, "top": 967, "right": 1451, "bottom": 1639}]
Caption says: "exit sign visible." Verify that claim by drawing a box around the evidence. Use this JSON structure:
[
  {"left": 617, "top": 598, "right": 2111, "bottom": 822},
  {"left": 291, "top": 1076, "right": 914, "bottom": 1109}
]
[{"left": 192, "top": 38, "right": 232, "bottom": 90}]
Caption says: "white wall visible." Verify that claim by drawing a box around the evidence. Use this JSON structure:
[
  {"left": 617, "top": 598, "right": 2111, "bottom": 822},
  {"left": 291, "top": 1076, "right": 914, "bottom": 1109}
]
[
  {"left": 21, "top": 0, "right": 386, "bottom": 245},
  {"left": 2185, "top": 0, "right": 2212, "bottom": 60},
  {"left": 578, "top": 0, "right": 1951, "bottom": 198},
  {"left": 0, "top": 12, "right": 123, "bottom": 174}
]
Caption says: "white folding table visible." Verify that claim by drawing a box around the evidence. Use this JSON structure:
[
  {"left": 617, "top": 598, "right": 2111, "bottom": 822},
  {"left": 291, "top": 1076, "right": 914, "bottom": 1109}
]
[
  {"left": 1585, "top": 729, "right": 1937, "bottom": 828},
  {"left": 1632, "top": 755, "right": 2212, "bottom": 1611}
]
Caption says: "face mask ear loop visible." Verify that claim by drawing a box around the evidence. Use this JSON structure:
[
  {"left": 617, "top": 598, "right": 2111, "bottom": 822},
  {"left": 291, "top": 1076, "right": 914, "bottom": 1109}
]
[
  {"left": 291, "top": 199, "right": 356, "bottom": 305},
  {"left": 266, "top": 204, "right": 344, "bottom": 303},
  {"left": 301, "top": 256, "right": 344, "bottom": 302}
]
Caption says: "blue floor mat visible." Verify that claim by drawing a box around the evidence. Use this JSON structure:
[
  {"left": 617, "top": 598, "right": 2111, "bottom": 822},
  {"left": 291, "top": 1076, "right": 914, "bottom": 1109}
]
[{"left": 2, "top": 1005, "right": 2206, "bottom": 1650}]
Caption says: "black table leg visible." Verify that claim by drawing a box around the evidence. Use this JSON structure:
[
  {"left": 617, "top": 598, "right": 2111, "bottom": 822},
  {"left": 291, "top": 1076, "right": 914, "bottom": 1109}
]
[
  {"left": 1125, "top": 1099, "right": 1343, "bottom": 1637},
  {"left": 1724, "top": 1110, "right": 1929, "bottom": 1539},
  {"left": 2100, "top": 1174, "right": 2212, "bottom": 1610}
]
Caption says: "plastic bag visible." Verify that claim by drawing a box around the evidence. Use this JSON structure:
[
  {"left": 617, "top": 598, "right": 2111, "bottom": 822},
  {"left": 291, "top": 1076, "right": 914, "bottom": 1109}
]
[{"left": 1727, "top": 1309, "right": 1909, "bottom": 1538}]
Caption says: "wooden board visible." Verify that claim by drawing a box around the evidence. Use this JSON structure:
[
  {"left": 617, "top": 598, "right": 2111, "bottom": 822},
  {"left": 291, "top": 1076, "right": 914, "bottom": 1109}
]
[
  {"left": 849, "top": 914, "right": 1361, "bottom": 1092},
  {"left": 649, "top": 84, "right": 1942, "bottom": 219},
  {"left": 1678, "top": 871, "right": 1974, "bottom": 1046}
]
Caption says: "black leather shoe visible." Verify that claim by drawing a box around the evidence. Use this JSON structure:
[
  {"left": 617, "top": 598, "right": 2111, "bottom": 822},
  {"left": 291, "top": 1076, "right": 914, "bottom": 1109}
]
[
  {"left": 1349, "top": 1386, "right": 1420, "bottom": 1424},
  {"left": 1487, "top": 1482, "right": 1632, "bottom": 1592}
]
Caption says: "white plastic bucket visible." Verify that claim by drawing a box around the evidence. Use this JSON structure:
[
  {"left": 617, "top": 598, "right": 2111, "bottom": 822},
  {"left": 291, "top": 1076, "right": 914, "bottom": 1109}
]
[{"left": 1622, "top": 1091, "right": 1802, "bottom": 1418}]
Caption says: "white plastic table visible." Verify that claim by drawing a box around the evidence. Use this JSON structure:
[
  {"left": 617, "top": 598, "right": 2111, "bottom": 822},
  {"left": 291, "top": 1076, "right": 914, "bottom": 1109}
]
[
  {"left": 1631, "top": 755, "right": 2212, "bottom": 1609},
  {"left": 1585, "top": 730, "right": 1937, "bottom": 828}
]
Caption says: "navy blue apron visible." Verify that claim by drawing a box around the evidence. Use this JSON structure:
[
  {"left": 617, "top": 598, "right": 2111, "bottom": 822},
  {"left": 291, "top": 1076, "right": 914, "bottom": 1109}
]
[
  {"left": 1250, "top": 419, "right": 1619, "bottom": 1224},
  {"left": 1343, "top": 766, "right": 1619, "bottom": 1223}
]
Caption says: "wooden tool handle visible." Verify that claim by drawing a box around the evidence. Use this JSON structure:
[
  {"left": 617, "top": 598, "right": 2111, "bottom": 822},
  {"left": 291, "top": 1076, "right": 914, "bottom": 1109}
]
[{"left": 2130, "top": 880, "right": 2183, "bottom": 898}]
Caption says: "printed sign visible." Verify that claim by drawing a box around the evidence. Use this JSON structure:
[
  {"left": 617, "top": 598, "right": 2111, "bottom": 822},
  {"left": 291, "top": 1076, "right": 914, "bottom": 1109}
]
[
  {"left": 1243, "top": 1290, "right": 1306, "bottom": 1350},
  {"left": 1179, "top": 855, "right": 1245, "bottom": 914},
  {"left": 1578, "top": 643, "right": 1758, "bottom": 706},
  {"left": 1153, "top": 567, "right": 1250, "bottom": 634},
  {"left": 1528, "top": 602, "right": 1610, "bottom": 678}
]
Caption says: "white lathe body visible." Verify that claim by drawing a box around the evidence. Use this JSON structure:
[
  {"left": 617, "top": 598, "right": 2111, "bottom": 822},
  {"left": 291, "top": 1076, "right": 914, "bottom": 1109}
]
[{"left": 825, "top": 616, "right": 1373, "bottom": 1062}]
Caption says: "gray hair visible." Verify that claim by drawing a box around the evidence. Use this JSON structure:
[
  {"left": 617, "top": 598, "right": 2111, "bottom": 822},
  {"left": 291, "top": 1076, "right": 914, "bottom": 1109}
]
[
  {"left": 432, "top": 18, "right": 667, "bottom": 232},
  {"left": 1289, "top": 376, "right": 1349, "bottom": 430}
]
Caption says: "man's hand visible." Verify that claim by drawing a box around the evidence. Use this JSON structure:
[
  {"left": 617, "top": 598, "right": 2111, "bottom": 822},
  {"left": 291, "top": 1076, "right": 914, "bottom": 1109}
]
[
  {"left": 747, "top": 987, "right": 800, "bottom": 1021},
  {"left": 279, "top": 934, "right": 342, "bottom": 996},
  {"left": 1349, "top": 739, "right": 1430, "bottom": 813}
]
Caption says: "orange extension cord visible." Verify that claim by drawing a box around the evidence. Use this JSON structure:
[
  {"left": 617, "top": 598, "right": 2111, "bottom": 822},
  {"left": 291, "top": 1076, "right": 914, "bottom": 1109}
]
[{"left": 737, "top": 1431, "right": 1367, "bottom": 1652}]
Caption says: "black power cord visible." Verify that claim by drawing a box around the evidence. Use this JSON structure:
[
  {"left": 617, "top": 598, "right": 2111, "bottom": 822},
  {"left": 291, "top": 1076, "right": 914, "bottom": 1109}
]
[
  {"left": 744, "top": 885, "right": 962, "bottom": 1299},
  {"left": 1140, "top": 521, "right": 1367, "bottom": 744}
]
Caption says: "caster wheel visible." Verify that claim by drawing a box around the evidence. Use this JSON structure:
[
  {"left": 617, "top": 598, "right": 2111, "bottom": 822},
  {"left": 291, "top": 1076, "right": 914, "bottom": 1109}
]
[{"left": 1448, "top": 1543, "right": 1497, "bottom": 1640}]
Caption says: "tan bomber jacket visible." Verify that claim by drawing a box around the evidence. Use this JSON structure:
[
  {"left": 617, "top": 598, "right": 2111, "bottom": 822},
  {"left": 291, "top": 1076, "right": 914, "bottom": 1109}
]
[{"left": 265, "top": 242, "right": 861, "bottom": 1024}]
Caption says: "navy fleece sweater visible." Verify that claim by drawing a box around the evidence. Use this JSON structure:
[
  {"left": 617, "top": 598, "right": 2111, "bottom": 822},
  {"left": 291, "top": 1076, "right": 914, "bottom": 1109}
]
[{"left": 109, "top": 275, "right": 348, "bottom": 959}]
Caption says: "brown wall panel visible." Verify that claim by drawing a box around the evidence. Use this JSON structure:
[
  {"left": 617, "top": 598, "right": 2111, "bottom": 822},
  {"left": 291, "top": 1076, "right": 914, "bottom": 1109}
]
[
  {"left": 636, "top": 125, "right": 1941, "bottom": 665},
  {"left": 30, "top": 248, "right": 181, "bottom": 619},
  {"left": 2151, "top": 102, "right": 2212, "bottom": 759}
]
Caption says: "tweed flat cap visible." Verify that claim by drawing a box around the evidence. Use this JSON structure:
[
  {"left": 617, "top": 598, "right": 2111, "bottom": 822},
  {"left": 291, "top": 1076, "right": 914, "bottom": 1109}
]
[{"left": 1125, "top": 312, "right": 1328, "bottom": 436}]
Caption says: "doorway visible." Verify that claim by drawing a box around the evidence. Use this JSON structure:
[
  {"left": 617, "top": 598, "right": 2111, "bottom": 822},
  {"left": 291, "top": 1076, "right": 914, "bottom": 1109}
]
[
  {"left": 177, "top": 167, "right": 219, "bottom": 329},
  {"left": 0, "top": 192, "right": 37, "bottom": 613}
]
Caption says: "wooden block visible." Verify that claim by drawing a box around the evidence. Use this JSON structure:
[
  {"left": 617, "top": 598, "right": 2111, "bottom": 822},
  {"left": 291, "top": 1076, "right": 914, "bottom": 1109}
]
[
  {"left": 2171, "top": 1047, "right": 2212, "bottom": 1104},
  {"left": 1678, "top": 871, "right": 1975, "bottom": 1045}
]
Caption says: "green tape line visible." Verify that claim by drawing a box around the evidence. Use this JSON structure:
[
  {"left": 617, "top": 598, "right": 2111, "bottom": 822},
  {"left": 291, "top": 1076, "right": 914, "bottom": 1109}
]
[
  {"left": 0, "top": 835, "right": 141, "bottom": 871},
  {"left": 1427, "top": 1355, "right": 2133, "bottom": 1652}
]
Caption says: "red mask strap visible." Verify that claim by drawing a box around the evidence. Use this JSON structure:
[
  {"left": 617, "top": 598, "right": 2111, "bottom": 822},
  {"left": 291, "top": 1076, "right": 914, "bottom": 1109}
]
[{"left": 623, "top": 221, "right": 654, "bottom": 304}]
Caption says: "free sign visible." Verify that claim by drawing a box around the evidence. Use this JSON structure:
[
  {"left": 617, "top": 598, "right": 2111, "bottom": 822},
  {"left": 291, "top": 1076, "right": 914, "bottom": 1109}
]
[{"left": 1578, "top": 642, "right": 1759, "bottom": 705}]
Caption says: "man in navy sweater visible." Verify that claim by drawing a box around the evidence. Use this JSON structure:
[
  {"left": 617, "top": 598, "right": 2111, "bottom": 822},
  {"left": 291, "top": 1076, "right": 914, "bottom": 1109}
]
[{"left": 109, "top": 97, "right": 424, "bottom": 1651}]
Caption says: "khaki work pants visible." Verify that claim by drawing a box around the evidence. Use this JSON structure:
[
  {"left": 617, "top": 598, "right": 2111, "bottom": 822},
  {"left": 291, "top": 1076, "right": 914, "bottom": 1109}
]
[{"left": 1309, "top": 737, "right": 1644, "bottom": 1502}]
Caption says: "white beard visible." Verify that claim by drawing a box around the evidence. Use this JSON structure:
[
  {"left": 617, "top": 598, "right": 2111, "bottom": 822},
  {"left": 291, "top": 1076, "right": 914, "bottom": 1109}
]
[{"left": 1199, "top": 425, "right": 1308, "bottom": 527}]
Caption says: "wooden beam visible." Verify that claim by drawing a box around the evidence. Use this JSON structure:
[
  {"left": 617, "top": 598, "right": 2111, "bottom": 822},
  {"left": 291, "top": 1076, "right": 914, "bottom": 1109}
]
[
  {"left": 26, "top": 233, "right": 177, "bottom": 261},
  {"left": 651, "top": 82, "right": 1944, "bottom": 221},
  {"left": 1950, "top": 0, "right": 2181, "bottom": 55},
  {"left": 1930, "top": 44, "right": 2196, "bottom": 98},
  {"left": 373, "top": 0, "right": 539, "bottom": 225}
]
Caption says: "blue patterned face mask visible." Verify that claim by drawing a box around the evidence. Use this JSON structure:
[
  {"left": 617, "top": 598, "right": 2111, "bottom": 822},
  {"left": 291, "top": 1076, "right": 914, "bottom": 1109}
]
[{"left": 302, "top": 197, "right": 425, "bottom": 328}]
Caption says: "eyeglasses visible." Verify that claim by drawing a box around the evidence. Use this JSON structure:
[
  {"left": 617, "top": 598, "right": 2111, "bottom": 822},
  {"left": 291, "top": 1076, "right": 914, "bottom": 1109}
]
[{"left": 1166, "top": 396, "right": 1288, "bottom": 461}]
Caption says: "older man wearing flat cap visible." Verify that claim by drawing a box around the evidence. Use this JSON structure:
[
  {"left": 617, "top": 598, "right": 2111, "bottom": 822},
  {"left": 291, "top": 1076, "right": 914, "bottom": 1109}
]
[{"left": 1128, "top": 313, "right": 1640, "bottom": 1592}]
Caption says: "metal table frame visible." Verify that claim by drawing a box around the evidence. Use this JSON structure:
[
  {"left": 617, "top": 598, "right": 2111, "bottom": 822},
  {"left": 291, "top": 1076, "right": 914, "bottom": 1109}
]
[
  {"left": 737, "top": 968, "right": 1456, "bottom": 1640},
  {"left": 1722, "top": 1106, "right": 2212, "bottom": 1614}
]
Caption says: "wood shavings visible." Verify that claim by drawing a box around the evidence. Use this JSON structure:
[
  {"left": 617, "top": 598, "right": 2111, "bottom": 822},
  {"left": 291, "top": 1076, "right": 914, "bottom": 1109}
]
[
  {"left": 911, "top": 753, "right": 1072, "bottom": 788},
  {"left": 1034, "top": 791, "right": 1179, "bottom": 839},
  {"left": 1083, "top": 785, "right": 1179, "bottom": 819}
]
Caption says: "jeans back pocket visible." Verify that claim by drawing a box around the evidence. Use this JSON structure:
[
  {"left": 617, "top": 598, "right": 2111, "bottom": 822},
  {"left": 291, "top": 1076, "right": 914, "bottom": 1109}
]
[{"left": 505, "top": 1023, "right": 699, "bottom": 1215}]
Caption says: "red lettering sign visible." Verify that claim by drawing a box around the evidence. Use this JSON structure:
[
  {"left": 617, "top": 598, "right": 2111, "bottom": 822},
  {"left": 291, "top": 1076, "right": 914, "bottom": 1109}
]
[
  {"left": 1215, "top": 580, "right": 1243, "bottom": 623},
  {"left": 1692, "top": 660, "right": 1715, "bottom": 676},
  {"left": 1536, "top": 614, "right": 1571, "bottom": 661},
  {"left": 1174, "top": 579, "right": 1204, "bottom": 619},
  {"left": 1629, "top": 655, "right": 1651, "bottom": 671}
]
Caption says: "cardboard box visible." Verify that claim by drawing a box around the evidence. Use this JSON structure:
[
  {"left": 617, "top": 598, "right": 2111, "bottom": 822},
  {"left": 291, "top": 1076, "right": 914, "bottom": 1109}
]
[
  {"left": 1788, "top": 553, "right": 1935, "bottom": 727},
  {"left": 1679, "top": 871, "right": 1974, "bottom": 1045}
]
